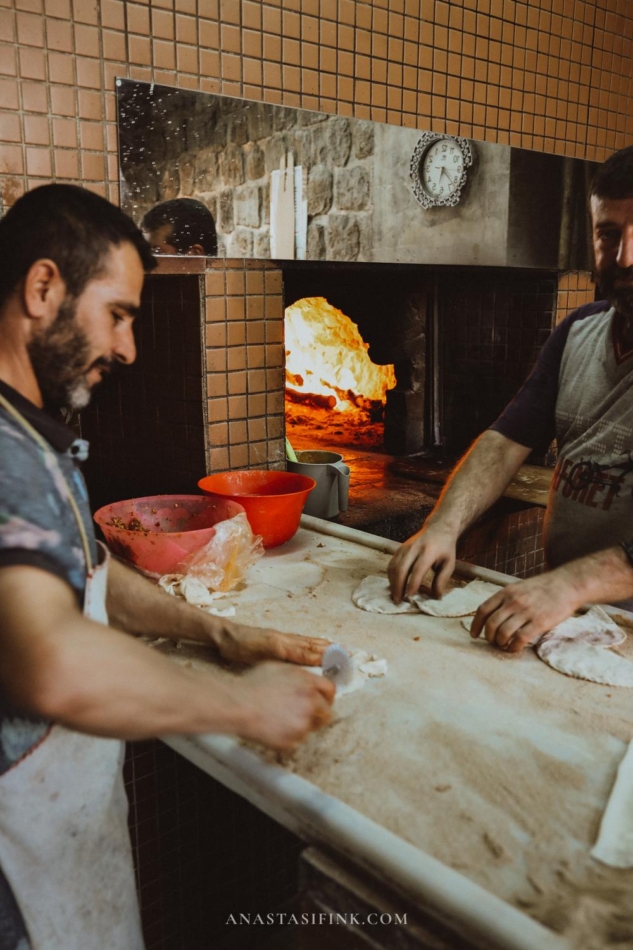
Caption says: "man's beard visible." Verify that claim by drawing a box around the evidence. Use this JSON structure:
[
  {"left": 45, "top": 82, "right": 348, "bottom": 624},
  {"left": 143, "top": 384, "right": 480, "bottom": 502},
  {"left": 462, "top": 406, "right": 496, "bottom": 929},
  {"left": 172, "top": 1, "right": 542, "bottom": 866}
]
[
  {"left": 599, "top": 265, "right": 633, "bottom": 321},
  {"left": 27, "top": 298, "right": 113, "bottom": 410}
]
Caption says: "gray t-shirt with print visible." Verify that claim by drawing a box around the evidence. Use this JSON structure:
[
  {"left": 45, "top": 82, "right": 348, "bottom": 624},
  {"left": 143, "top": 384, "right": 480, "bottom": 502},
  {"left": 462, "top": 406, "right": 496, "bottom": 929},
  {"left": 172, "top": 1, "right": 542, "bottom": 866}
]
[
  {"left": 545, "top": 306, "right": 633, "bottom": 567},
  {"left": 0, "top": 381, "right": 97, "bottom": 949},
  {"left": 492, "top": 301, "right": 633, "bottom": 567}
]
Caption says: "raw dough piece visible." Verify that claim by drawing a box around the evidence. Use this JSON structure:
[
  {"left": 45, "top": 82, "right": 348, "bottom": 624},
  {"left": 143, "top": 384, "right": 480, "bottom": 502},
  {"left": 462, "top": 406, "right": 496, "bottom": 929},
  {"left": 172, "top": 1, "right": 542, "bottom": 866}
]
[
  {"left": 411, "top": 580, "right": 502, "bottom": 618},
  {"left": 536, "top": 639, "right": 633, "bottom": 687},
  {"left": 352, "top": 575, "right": 419, "bottom": 614},
  {"left": 591, "top": 739, "right": 633, "bottom": 868},
  {"left": 305, "top": 649, "right": 388, "bottom": 695},
  {"left": 536, "top": 607, "right": 632, "bottom": 687},
  {"left": 539, "top": 606, "right": 627, "bottom": 651},
  {"left": 359, "top": 657, "right": 388, "bottom": 677},
  {"left": 158, "top": 574, "right": 236, "bottom": 617}
]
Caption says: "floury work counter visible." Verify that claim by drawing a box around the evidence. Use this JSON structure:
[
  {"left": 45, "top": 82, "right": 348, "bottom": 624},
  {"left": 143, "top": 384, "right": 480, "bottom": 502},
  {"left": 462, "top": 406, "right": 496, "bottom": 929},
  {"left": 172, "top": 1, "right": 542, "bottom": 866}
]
[{"left": 158, "top": 516, "right": 633, "bottom": 950}]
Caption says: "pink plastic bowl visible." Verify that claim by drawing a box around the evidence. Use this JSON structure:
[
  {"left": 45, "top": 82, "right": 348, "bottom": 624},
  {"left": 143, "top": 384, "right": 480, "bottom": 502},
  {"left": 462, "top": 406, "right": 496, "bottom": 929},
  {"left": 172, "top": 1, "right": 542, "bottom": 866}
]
[
  {"left": 94, "top": 494, "right": 246, "bottom": 576},
  {"left": 197, "top": 471, "right": 316, "bottom": 549}
]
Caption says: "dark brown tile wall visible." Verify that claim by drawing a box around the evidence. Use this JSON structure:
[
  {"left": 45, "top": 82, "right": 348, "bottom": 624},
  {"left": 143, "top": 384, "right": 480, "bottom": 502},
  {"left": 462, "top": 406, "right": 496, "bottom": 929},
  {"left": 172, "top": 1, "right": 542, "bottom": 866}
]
[
  {"left": 80, "top": 273, "right": 206, "bottom": 511},
  {"left": 441, "top": 268, "right": 558, "bottom": 456},
  {"left": 124, "top": 740, "right": 303, "bottom": 950},
  {"left": 459, "top": 504, "right": 546, "bottom": 578}
]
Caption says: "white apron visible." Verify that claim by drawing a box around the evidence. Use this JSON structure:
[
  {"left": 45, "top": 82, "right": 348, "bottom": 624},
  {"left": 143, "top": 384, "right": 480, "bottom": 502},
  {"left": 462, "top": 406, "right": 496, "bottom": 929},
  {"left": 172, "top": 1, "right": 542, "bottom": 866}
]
[
  {"left": 0, "top": 392, "right": 145, "bottom": 949},
  {"left": 0, "top": 543, "right": 144, "bottom": 949}
]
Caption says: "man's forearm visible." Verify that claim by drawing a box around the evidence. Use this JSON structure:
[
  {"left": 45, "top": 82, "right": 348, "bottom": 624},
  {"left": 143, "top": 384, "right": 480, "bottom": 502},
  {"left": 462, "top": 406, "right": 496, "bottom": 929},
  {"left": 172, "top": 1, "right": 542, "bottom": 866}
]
[
  {"left": 0, "top": 566, "right": 334, "bottom": 750},
  {"left": 106, "top": 556, "right": 232, "bottom": 648},
  {"left": 106, "top": 557, "right": 331, "bottom": 668},
  {"left": 1, "top": 570, "right": 245, "bottom": 739},
  {"left": 52, "top": 620, "right": 251, "bottom": 739},
  {"left": 427, "top": 429, "right": 531, "bottom": 538},
  {"left": 556, "top": 544, "right": 633, "bottom": 609}
]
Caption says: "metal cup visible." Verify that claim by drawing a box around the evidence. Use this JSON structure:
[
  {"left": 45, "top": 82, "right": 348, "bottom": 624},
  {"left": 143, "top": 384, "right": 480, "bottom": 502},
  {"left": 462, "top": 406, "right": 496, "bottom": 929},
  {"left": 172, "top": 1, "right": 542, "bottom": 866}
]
[{"left": 286, "top": 450, "right": 350, "bottom": 519}]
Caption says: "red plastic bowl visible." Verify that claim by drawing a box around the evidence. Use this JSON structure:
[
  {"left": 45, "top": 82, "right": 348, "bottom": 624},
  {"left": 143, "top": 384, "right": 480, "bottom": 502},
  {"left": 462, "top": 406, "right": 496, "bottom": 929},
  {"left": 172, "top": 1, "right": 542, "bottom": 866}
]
[
  {"left": 197, "top": 471, "right": 316, "bottom": 549},
  {"left": 94, "top": 494, "right": 246, "bottom": 576}
]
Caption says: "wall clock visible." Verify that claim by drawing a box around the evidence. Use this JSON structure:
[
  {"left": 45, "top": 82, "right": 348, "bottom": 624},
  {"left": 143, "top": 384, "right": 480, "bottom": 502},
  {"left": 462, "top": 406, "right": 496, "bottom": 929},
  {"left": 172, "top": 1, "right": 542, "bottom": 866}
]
[{"left": 410, "top": 133, "right": 473, "bottom": 209}]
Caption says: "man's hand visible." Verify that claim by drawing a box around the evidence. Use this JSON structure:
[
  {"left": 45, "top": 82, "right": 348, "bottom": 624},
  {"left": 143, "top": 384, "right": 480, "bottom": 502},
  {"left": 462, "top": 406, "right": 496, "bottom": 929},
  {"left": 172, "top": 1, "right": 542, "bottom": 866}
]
[
  {"left": 237, "top": 663, "right": 335, "bottom": 751},
  {"left": 469, "top": 570, "right": 583, "bottom": 653},
  {"left": 388, "top": 523, "right": 458, "bottom": 604},
  {"left": 387, "top": 433, "right": 531, "bottom": 605},
  {"left": 213, "top": 622, "right": 331, "bottom": 667}
]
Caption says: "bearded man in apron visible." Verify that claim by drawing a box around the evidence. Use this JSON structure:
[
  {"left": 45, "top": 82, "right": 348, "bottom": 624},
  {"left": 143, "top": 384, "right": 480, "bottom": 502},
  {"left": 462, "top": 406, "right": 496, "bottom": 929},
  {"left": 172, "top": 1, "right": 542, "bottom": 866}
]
[
  {"left": 0, "top": 185, "right": 335, "bottom": 950},
  {"left": 388, "top": 145, "right": 633, "bottom": 651}
]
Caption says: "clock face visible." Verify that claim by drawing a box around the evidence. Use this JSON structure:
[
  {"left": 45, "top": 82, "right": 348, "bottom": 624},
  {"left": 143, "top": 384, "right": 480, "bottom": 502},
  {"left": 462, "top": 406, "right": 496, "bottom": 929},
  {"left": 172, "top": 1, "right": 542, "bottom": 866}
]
[
  {"left": 409, "top": 133, "right": 473, "bottom": 209},
  {"left": 421, "top": 139, "right": 465, "bottom": 201}
]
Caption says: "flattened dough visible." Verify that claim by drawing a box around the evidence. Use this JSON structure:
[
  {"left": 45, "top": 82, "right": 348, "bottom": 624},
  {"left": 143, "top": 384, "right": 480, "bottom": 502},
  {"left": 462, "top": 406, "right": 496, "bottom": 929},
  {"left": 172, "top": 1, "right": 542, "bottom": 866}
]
[
  {"left": 536, "top": 607, "right": 632, "bottom": 687},
  {"left": 539, "top": 606, "right": 627, "bottom": 651},
  {"left": 352, "top": 575, "right": 419, "bottom": 614},
  {"left": 411, "top": 580, "right": 503, "bottom": 618},
  {"left": 537, "top": 639, "right": 633, "bottom": 687}
]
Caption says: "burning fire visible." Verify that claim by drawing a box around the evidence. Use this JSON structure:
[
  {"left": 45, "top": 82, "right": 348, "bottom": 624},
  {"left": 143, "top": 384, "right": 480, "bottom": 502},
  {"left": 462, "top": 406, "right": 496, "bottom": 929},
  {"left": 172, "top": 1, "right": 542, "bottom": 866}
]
[{"left": 285, "top": 297, "right": 396, "bottom": 414}]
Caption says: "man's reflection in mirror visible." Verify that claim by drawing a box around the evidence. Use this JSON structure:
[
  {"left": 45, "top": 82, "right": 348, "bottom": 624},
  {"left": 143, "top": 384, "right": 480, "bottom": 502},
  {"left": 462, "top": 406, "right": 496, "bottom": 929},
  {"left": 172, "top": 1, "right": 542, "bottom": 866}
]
[{"left": 141, "top": 198, "right": 217, "bottom": 256}]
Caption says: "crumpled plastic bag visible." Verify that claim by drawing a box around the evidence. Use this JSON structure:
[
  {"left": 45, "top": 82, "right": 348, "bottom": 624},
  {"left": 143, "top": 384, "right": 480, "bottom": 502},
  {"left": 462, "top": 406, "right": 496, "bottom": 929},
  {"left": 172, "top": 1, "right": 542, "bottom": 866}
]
[
  {"left": 179, "top": 512, "right": 264, "bottom": 591},
  {"left": 158, "top": 513, "right": 263, "bottom": 614}
]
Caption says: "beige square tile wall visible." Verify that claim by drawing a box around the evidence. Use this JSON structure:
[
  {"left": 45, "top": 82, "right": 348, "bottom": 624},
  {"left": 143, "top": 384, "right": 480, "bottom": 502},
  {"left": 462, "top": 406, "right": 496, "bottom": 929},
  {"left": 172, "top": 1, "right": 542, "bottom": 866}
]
[
  {"left": 203, "top": 258, "right": 285, "bottom": 472},
  {"left": 1, "top": 0, "right": 628, "bottom": 470},
  {"left": 1, "top": 0, "right": 631, "bottom": 207},
  {"left": 556, "top": 269, "right": 597, "bottom": 322}
]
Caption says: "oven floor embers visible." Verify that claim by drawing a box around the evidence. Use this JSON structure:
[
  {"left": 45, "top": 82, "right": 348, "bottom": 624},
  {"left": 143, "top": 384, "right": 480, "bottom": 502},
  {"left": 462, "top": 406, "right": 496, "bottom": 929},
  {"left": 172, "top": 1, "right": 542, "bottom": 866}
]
[{"left": 286, "top": 401, "right": 386, "bottom": 452}]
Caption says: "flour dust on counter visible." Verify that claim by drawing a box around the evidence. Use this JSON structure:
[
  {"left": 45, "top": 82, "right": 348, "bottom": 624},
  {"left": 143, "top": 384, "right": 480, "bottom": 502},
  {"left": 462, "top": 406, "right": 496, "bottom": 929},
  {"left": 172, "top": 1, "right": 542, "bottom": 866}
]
[{"left": 152, "top": 527, "right": 633, "bottom": 949}]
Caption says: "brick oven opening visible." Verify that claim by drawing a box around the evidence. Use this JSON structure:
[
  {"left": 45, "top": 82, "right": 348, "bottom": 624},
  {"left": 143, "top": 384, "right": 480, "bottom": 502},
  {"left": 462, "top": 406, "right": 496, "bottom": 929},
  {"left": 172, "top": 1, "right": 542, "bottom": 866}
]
[
  {"left": 283, "top": 263, "right": 433, "bottom": 457},
  {"left": 285, "top": 296, "right": 396, "bottom": 451}
]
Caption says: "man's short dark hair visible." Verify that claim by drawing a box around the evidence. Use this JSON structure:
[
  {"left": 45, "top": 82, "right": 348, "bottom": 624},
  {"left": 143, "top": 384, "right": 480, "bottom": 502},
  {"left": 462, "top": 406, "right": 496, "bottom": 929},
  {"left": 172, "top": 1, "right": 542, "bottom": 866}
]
[
  {"left": 0, "top": 184, "right": 156, "bottom": 308},
  {"left": 141, "top": 198, "right": 218, "bottom": 256},
  {"left": 590, "top": 145, "right": 633, "bottom": 201}
]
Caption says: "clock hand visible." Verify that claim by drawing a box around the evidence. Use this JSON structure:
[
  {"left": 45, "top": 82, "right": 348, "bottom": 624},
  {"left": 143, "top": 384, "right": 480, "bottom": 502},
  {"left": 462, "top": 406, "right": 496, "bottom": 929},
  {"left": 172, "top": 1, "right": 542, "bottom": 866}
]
[{"left": 433, "top": 166, "right": 453, "bottom": 186}]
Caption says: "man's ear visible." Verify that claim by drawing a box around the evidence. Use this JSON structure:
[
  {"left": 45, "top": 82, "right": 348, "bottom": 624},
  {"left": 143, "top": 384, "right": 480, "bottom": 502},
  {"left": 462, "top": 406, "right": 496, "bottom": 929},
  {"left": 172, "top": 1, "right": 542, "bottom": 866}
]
[
  {"left": 22, "top": 259, "right": 66, "bottom": 324},
  {"left": 186, "top": 244, "right": 205, "bottom": 256}
]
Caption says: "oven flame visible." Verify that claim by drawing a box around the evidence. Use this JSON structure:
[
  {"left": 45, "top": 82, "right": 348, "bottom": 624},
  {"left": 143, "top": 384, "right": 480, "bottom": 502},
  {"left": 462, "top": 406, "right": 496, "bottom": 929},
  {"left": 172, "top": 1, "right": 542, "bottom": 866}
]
[{"left": 285, "top": 297, "right": 396, "bottom": 414}]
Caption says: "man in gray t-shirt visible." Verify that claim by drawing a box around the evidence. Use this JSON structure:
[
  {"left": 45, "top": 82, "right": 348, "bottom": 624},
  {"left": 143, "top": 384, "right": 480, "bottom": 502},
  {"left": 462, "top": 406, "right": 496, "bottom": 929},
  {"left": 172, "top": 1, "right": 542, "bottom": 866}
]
[
  {"left": 389, "top": 145, "right": 633, "bottom": 654},
  {"left": 0, "top": 382, "right": 96, "bottom": 947},
  {"left": 0, "top": 185, "right": 334, "bottom": 949}
]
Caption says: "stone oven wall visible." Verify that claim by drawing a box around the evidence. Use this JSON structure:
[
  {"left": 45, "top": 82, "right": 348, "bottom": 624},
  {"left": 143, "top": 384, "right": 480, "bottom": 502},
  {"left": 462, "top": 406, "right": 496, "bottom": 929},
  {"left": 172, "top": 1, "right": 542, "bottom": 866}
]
[{"left": 125, "top": 93, "right": 376, "bottom": 262}]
